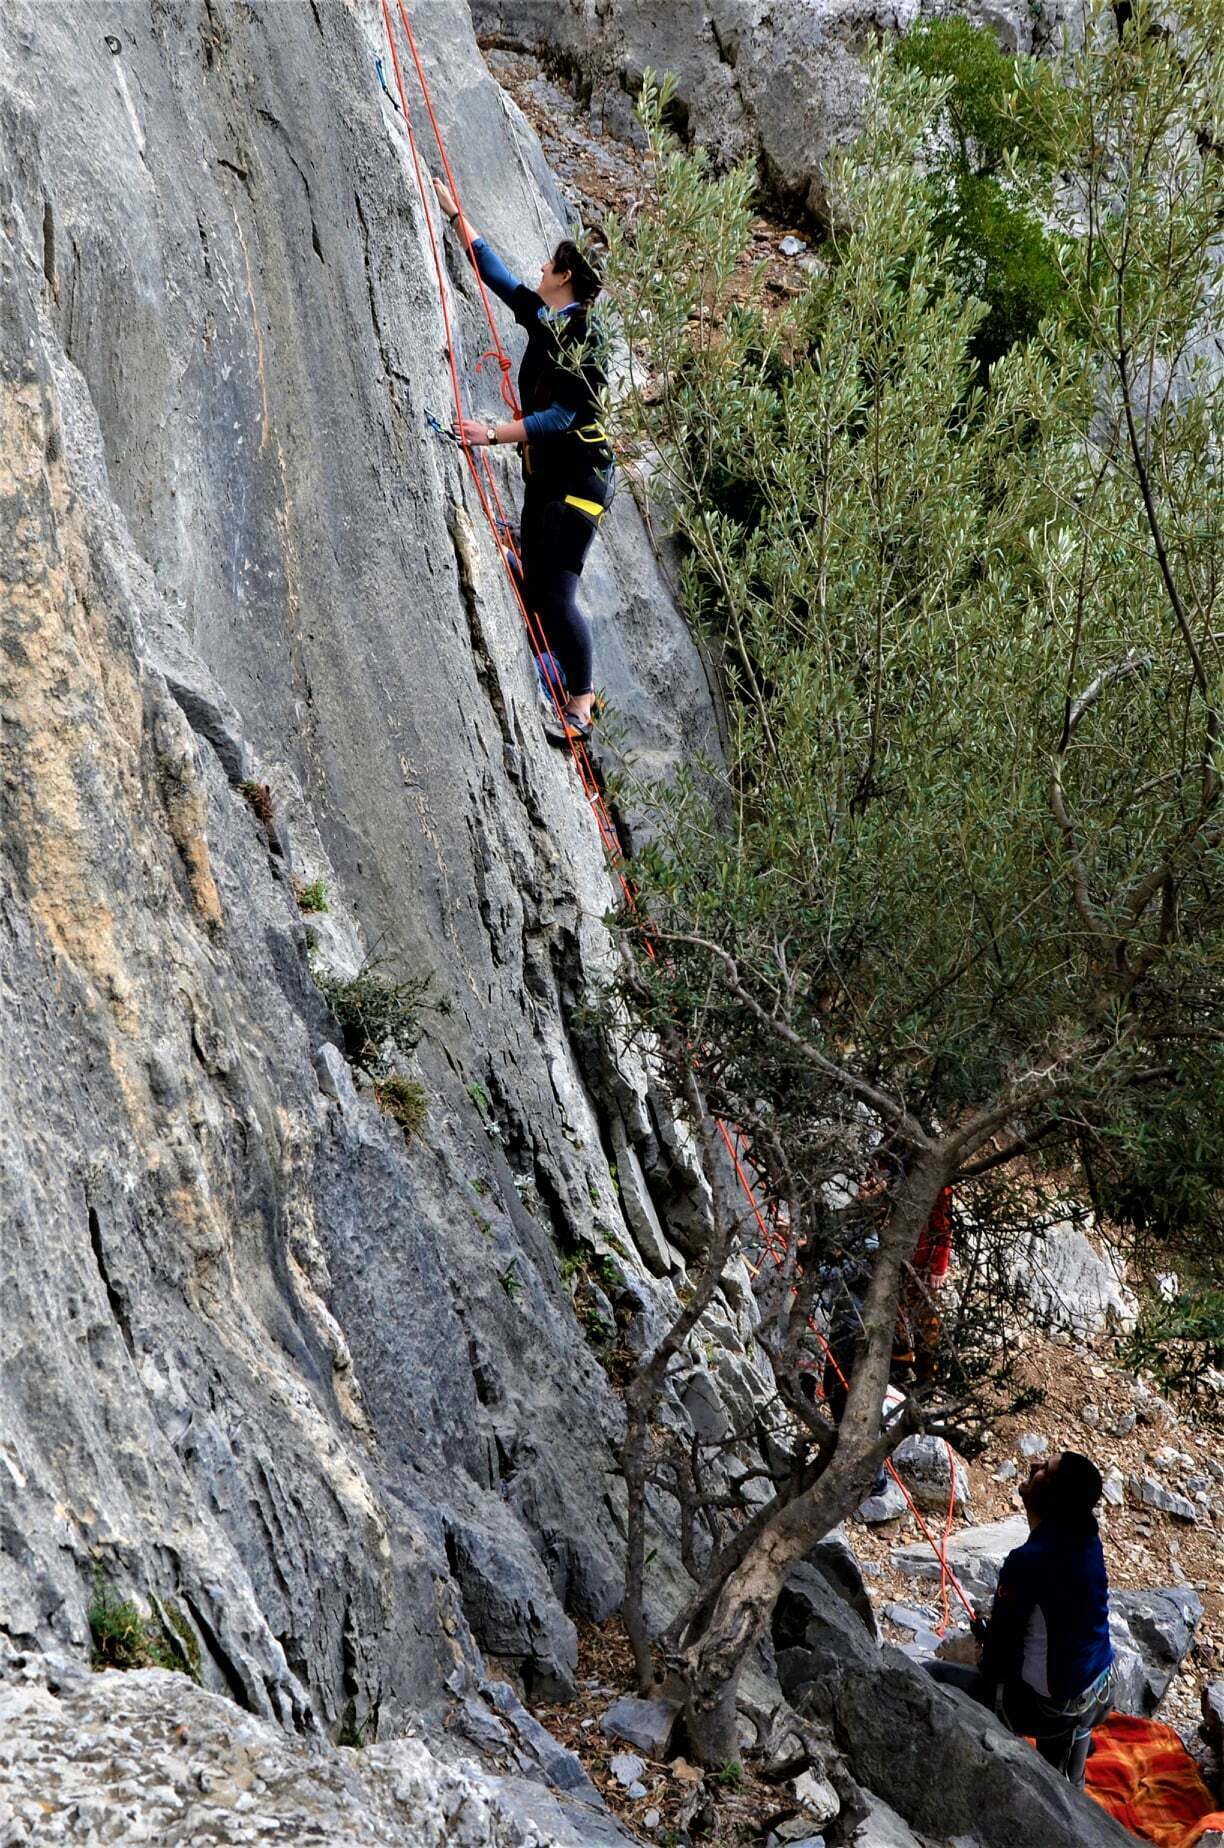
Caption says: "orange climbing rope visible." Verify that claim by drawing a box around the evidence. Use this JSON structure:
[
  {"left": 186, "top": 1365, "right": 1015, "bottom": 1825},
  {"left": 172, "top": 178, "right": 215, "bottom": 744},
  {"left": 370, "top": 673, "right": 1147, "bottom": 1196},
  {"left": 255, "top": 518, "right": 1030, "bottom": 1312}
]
[{"left": 374, "top": 0, "right": 969, "bottom": 1627}]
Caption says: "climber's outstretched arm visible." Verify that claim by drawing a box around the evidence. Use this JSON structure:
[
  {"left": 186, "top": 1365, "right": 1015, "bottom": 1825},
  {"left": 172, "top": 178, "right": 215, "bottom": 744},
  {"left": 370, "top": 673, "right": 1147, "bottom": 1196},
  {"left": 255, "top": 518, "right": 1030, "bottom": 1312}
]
[{"left": 432, "top": 178, "right": 522, "bottom": 307}]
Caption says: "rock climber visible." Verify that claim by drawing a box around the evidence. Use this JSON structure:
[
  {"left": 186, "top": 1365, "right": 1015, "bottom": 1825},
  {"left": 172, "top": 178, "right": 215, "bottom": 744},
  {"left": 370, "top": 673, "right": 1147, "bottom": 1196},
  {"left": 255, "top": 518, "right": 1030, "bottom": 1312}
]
[
  {"left": 433, "top": 178, "right": 614, "bottom": 747},
  {"left": 926, "top": 1449, "right": 1117, "bottom": 1786}
]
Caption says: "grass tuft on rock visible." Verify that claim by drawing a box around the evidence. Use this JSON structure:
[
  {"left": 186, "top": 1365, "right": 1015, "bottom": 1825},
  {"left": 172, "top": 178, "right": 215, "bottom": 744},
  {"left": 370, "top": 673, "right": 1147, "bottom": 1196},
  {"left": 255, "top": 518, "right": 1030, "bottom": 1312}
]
[
  {"left": 374, "top": 1074, "right": 428, "bottom": 1140},
  {"left": 238, "top": 779, "right": 275, "bottom": 827},
  {"left": 88, "top": 1570, "right": 193, "bottom": 1677},
  {"left": 294, "top": 878, "right": 329, "bottom": 914}
]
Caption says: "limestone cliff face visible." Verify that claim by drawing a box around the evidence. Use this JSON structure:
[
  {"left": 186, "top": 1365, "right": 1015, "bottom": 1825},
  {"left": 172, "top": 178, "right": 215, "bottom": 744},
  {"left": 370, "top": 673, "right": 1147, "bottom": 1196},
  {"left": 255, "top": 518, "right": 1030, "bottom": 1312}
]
[
  {"left": 0, "top": 0, "right": 726, "bottom": 1761},
  {"left": 472, "top": 0, "right": 1082, "bottom": 220}
]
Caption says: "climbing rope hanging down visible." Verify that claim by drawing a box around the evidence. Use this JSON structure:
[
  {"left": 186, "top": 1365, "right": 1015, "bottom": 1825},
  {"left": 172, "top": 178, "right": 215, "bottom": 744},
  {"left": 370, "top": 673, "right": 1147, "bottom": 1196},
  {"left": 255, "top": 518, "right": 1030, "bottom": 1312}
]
[{"left": 374, "top": 0, "right": 968, "bottom": 1630}]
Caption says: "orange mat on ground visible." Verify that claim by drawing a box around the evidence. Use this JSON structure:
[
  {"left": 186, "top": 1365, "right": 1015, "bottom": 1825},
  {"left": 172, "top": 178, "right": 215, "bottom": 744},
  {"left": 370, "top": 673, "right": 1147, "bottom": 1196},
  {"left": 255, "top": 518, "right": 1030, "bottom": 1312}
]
[{"left": 1085, "top": 1713, "right": 1224, "bottom": 1847}]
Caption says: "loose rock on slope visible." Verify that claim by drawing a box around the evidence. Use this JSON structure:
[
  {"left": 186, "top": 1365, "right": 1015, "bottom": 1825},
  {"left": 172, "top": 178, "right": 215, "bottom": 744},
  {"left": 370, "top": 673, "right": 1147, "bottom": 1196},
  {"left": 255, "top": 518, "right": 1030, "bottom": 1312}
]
[{"left": 0, "top": 1664, "right": 632, "bottom": 1846}]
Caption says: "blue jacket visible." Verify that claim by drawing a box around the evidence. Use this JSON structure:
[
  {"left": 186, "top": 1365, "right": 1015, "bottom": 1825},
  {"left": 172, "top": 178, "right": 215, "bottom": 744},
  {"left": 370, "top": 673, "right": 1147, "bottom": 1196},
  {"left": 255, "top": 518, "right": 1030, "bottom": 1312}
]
[{"left": 980, "top": 1521, "right": 1113, "bottom": 1703}]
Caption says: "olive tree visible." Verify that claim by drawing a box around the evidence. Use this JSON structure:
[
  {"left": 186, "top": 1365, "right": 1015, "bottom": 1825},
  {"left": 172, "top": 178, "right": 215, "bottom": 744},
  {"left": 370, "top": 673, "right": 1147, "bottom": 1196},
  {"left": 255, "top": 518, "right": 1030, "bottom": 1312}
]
[{"left": 600, "top": 0, "right": 1224, "bottom": 1766}]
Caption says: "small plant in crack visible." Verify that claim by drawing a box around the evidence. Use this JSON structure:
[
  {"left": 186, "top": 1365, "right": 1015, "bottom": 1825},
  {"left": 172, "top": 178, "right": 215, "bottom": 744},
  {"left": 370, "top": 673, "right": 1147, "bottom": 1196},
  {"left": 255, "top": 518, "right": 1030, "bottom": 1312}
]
[
  {"left": 88, "top": 1568, "right": 190, "bottom": 1677},
  {"left": 315, "top": 954, "right": 442, "bottom": 1074},
  {"left": 373, "top": 1074, "right": 428, "bottom": 1141},
  {"left": 293, "top": 877, "right": 329, "bottom": 914},
  {"left": 500, "top": 1261, "right": 523, "bottom": 1301},
  {"left": 238, "top": 779, "right": 275, "bottom": 827}
]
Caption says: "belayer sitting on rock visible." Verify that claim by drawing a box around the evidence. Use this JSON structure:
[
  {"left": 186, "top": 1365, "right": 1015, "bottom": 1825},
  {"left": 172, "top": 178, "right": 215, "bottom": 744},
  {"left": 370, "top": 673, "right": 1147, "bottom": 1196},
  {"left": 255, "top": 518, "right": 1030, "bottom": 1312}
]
[
  {"left": 433, "top": 178, "right": 614, "bottom": 747},
  {"left": 927, "top": 1449, "right": 1117, "bottom": 1787}
]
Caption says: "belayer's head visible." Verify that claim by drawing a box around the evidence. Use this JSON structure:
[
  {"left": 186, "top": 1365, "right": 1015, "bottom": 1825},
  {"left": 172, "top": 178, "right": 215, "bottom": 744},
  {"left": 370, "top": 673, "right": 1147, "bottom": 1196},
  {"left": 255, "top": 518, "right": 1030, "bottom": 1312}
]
[
  {"left": 1020, "top": 1448, "right": 1103, "bottom": 1533},
  {"left": 539, "top": 238, "right": 602, "bottom": 310}
]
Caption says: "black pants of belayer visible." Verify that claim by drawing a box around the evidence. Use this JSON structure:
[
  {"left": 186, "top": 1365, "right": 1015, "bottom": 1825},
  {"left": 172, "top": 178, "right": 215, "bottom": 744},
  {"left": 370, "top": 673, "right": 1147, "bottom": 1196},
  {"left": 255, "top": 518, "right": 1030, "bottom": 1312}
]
[
  {"left": 926, "top": 1659, "right": 1115, "bottom": 1787},
  {"left": 518, "top": 482, "right": 603, "bottom": 698}
]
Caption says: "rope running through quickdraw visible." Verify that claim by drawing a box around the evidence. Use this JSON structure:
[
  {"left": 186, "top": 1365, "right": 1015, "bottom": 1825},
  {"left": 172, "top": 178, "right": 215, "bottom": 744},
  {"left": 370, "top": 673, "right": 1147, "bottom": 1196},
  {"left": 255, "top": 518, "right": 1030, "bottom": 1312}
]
[{"left": 376, "top": 0, "right": 970, "bottom": 1629}]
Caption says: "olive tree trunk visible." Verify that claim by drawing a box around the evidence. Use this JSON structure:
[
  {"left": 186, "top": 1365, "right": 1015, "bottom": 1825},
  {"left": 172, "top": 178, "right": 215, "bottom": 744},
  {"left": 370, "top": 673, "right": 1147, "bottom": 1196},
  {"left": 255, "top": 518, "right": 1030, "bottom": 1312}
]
[{"left": 679, "top": 1158, "right": 948, "bottom": 1766}]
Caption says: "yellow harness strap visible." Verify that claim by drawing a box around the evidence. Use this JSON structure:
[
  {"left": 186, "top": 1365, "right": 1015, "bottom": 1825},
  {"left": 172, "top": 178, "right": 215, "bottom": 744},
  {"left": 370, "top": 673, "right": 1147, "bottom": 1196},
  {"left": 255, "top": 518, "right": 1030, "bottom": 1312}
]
[{"left": 564, "top": 495, "right": 606, "bottom": 520}]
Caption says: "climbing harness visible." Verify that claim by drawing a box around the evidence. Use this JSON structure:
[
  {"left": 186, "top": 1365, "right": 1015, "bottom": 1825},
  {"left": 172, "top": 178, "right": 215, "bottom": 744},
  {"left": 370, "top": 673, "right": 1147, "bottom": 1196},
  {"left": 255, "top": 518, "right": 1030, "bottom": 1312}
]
[{"left": 373, "top": 0, "right": 970, "bottom": 1629}]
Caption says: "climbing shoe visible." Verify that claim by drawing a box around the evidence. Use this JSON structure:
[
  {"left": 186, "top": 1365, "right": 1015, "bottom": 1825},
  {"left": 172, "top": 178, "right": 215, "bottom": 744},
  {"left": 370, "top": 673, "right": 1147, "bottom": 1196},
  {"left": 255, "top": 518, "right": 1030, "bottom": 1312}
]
[{"left": 542, "top": 707, "right": 593, "bottom": 747}]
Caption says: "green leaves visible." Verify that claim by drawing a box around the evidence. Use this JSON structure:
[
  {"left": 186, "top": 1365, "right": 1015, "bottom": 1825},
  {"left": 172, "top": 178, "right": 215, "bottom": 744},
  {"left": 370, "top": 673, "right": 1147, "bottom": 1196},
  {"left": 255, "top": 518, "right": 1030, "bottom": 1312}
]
[
  {"left": 601, "top": 5, "right": 1224, "bottom": 1289},
  {"left": 895, "top": 18, "right": 1070, "bottom": 369}
]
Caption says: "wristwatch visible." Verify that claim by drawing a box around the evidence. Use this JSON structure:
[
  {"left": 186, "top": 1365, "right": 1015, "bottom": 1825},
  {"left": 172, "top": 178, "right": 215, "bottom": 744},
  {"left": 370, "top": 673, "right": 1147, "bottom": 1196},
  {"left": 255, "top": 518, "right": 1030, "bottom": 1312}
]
[{"left": 486, "top": 425, "right": 498, "bottom": 446}]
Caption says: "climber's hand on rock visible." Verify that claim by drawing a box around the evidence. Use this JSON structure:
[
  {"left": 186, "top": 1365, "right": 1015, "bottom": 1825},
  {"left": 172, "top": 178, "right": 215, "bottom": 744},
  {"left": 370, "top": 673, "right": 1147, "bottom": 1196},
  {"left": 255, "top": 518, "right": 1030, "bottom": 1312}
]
[
  {"left": 454, "top": 418, "right": 490, "bottom": 446},
  {"left": 434, "top": 178, "right": 458, "bottom": 220}
]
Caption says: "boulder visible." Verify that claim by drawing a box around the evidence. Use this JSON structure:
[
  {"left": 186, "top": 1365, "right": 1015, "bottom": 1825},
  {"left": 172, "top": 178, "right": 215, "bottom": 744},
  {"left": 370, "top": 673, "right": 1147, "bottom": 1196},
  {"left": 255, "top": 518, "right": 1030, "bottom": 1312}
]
[
  {"left": 846, "top": 1792, "right": 925, "bottom": 1846},
  {"left": 599, "top": 1695, "right": 681, "bottom": 1758},
  {"left": 891, "top": 1435, "right": 970, "bottom": 1514},
  {"left": 776, "top": 1584, "right": 1132, "bottom": 1848},
  {"left": 1128, "top": 1477, "right": 1198, "bottom": 1523},
  {"left": 1110, "top": 1588, "right": 1203, "bottom": 1715},
  {"left": 1009, "top": 1219, "right": 1137, "bottom": 1338},
  {"left": 1202, "top": 1681, "right": 1224, "bottom": 1748},
  {"left": 779, "top": 1544, "right": 880, "bottom": 1651},
  {"left": 855, "top": 1480, "right": 909, "bottom": 1525},
  {"left": 891, "top": 1515, "right": 1030, "bottom": 1603},
  {"left": 0, "top": 1668, "right": 634, "bottom": 1845},
  {"left": 680, "top": 1369, "right": 731, "bottom": 1444},
  {"left": 885, "top": 1604, "right": 937, "bottom": 1635},
  {"left": 793, "top": 1769, "right": 840, "bottom": 1825}
]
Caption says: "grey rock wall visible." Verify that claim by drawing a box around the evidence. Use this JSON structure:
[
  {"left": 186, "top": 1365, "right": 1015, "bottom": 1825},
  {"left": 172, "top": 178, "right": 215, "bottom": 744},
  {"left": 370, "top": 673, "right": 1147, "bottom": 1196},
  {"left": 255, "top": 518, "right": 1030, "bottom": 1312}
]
[
  {"left": 0, "top": 0, "right": 723, "bottom": 1754},
  {"left": 470, "top": 0, "right": 1084, "bottom": 222}
]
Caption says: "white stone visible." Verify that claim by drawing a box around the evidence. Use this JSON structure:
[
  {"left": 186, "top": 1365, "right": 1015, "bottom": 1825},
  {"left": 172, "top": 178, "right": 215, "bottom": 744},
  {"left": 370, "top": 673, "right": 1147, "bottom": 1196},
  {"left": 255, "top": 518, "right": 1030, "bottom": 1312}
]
[
  {"left": 793, "top": 1770, "right": 839, "bottom": 1825},
  {"left": 609, "top": 1751, "right": 646, "bottom": 1788}
]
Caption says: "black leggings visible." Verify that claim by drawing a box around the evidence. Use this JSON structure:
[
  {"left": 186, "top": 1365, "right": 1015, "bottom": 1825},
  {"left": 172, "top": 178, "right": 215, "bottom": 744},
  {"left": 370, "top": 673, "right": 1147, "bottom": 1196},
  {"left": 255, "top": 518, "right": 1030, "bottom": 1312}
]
[{"left": 518, "top": 487, "right": 600, "bottom": 697}]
